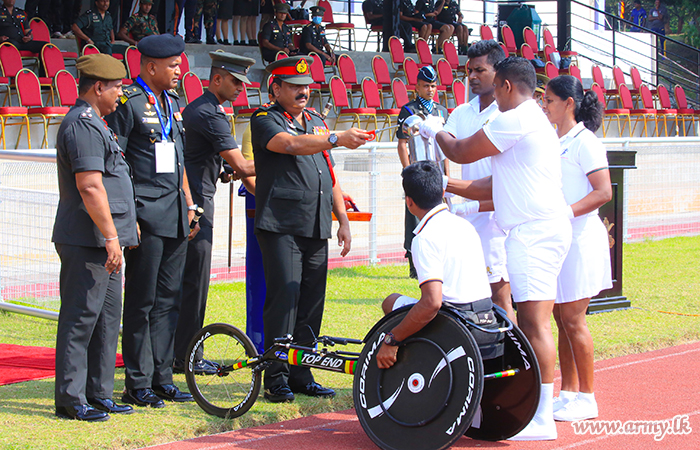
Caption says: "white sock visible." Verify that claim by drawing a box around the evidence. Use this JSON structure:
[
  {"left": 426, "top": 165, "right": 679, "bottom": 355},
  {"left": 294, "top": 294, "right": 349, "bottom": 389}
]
[
  {"left": 541, "top": 384, "right": 554, "bottom": 411},
  {"left": 559, "top": 390, "right": 578, "bottom": 401},
  {"left": 577, "top": 392, "right": 596, "bottom": 404}
]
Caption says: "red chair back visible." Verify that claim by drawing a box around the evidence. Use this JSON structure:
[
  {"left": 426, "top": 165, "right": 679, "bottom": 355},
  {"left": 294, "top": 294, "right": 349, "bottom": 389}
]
[
  {"left": 29, "top": 17, "right": 51, "bottom": 42},
  {"left": 231, "top": 84, "right": 249, "bottom": 107},
  {"left": 318, "top": 0, "right": 334, "bottom": 22},
  {"left": 499, "top": 42, "right": 508, "bottom": 57},
  {"left": 415, "top": 38, "right": 433, "bottom": 66},
  {"left": 480, "top": 25, "right": 493, "bottom": 41},
  {"left": 389, "top": 36, "right": 405, "bottom": 69},
  {"left": 362, "top": 77, "right": 381, "bottom": 108},
  {"left": 372, "top": 55, "right": 391, "bottom": 86},
  {"left": 41, "top": 43, "right": 65, "bottom": 78},
  {"left": 543, "top": 27, "right": 555, "bottom": 49},
  {"left": 501, "top": 25, "right": 517, "bottom": 54},
  {"left": 612, "top": 66, "right": 626, "bottom": 89},
  {"left": 125, "top": 46, "right": 141, "bottom": 79},
  {"left": 16, "top": 68, "right": 43, "bottom": 107},
  {"left": 590, "top": 83, "right": 605, "bottom": 104},
  {"left": 639, "top": 84, "right": 655, "bottom": 109},
  {"left": 657, "top": 84, "right": 673, "bottom": 109},
  {"left": 442, "top": 41, "right": 459, "bottom": 69},
  {"left": 179, "top": 52, "right": 191, "bottom": 80},
  {"left": 81, "top": 44, "right": 100, "bottom": 56},
  {"left": 330, "top": 76, "right": 350, "bottom": 108},
  {"left": 337, "top": 54, "right": 358, "bottom": 84},
  {"left": 276, "top": 51, "right": 288, "bottom": 60},
  {"left": 618, "top": 84, "right": 634, "bottom": 110},
  {"left": 404, "top": 57, "right": 419, "bottom": 85},
  {"left": 436, "top": 58, "right": 453, "bottom": 87},
  {"left": 392, "top": 78, "right": 410, "bottom": 108},
  {"left": 452, "top": 79, "right": 465, "bottom": 106},
  {"left": 309, "top": 53, "right": 327, "bottom": 83},
  {"left": 182, "top": 72, "right": 204, "bottom": 103},
  {"left": 0, "top": 42, "right": 24, "bottom": 77},
  {"left": 569, "top": 63, "right": 582, "bottom": 82},
  {"left": 54, "top": 70, "right": 78, "bottom": 106},
  {"left": 591, "top": 65, "right": 606, "bottom": 89},
  {"left": 543, "top": 44, "right": 555, "bottom": 62},
  {"left": 519, "top": 43, "right": 534, "bottom": 60},
  {"left": 630, "top": 66, "right": 642, "bottom": 90},
  {"left": 674, "top": 85, "right": 689, "bottom": 109},
  {"left": 544, "top": 62, "right": 558, "bottom": 80},
  {"left": 523, "top": 26, "right": 539, "bottom": 52}
]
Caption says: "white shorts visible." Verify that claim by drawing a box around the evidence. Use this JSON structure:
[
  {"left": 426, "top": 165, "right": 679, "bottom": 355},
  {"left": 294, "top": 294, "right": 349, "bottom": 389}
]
[
  {"left": 464, "top": 211, "right": 509, "bottom": 283},
  {"left": 505, "top": 216, "right": 572, "bottom": 303},
  {"left": 392, "top": 295, "right": 419, "bottom": 310},
  {"left": 556, "top": 215, "right": 613, "bottom": 303}
]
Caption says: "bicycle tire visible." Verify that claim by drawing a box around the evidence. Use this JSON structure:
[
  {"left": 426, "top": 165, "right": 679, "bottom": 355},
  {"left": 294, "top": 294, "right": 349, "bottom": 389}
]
[{"left": 185, "top": 323, "right": 262, "bottom": 418}]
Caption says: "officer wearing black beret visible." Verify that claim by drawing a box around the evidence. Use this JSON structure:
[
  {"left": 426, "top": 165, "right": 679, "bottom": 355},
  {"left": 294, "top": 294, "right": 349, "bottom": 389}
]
[
  {"left": 105, "top": 34, "right": 194, "bottom": 408},
  {"left": 251, "top": 56, "right": 370, "bottom": 403},
  {"left": 53, "top": 54, "right": 137, "bottom": 421},
  {"left": 260, "top": 3, "right": 297, "bottom": 63},
  {"left": 300, "top": 6, "right": 336, "bottom": 67},
  {"left": 172, "top": 52, "right": 256, "bottom": 374}
]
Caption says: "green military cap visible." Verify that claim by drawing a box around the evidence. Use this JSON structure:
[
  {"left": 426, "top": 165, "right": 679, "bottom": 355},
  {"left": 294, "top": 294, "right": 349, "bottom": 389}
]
[
  {"left": 140, "top": 0, "right": 154, "bottom": 4},
  {"left": 265, "top": 55, "right": 314, "bottom": 85},
  {"left": 76, "top": 54, "right": 127, "bottom": 81},
  {"left": 209, "top": 51, "right": 256, "bottom": 84},
  {"left": 274, "top": 3, "right": 291, "bottom": 13},
  {"left": 309, "top": 6, "right": 325, "bottom": 17}
]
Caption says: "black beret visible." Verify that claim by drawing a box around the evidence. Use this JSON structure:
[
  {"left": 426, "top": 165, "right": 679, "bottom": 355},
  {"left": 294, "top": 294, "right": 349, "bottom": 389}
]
[
  {"left": 137, "top": 34, "right": 185, "bottom": 59},
  {"left": 76, "top": 54, "right": 126, "bottom": 81}
]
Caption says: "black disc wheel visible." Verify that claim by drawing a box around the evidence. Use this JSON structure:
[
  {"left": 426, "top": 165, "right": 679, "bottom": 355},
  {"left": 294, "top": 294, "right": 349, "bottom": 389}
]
[{"left": 185, "top": 323, "right": 262, "bottom": 418}]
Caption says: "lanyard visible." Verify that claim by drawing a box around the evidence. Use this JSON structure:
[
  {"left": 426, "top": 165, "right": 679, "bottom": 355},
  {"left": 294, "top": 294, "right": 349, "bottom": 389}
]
[
  {"left": 281, "top": 109, "right": 336, "bottom": 187},
  {"left": 136, "top": 77, "right": 172, "bottom": 140}
]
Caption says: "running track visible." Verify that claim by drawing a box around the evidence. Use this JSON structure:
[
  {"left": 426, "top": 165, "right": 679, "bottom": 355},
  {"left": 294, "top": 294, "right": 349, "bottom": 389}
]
[{"left": 147, "top": 341, "right": 700, "bottom": 450}]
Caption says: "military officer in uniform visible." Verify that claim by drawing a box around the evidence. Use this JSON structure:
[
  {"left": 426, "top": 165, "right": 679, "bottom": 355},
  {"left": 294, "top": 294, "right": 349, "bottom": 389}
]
[
  {"left": 260, "top": 3, "right": 297, "bottom": 63},
  {"left": 72, "top": 0, "right": 114, "bottom": 55},
  {"left": 396, "top": 65, "right": 449, "bottom": 278},
  {"left": 117, "top": 0, "right": 159, "bottom": 46},
  {"left": 53, "top": 54, "right": 138, "bottom": 422},
  {"left": 0, "top": 0, "right": 48, "bottom": 53},
  {"left": 299, "top": 6, "right": 335, "bottom": 67},
  {"left": 106, "top": 34, "right": 194, "bottom": 408},
  {"left": 173, "top": 52, "right": 257, "bottom": 374},
  {"left": 251, "top": 56, "right": 370, "bottom": 403}
]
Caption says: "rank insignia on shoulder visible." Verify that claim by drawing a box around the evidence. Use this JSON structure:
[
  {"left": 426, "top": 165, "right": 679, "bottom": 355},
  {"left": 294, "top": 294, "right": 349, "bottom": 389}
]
[
  {"left": 218, "top": 105, "right": 226, "bottom": 114},
  {"left": 255, "top": 111, "right": 267, "bottom": 117},
  {"left": 120, "top": 95, "right": 128, "bottom": 104},
  {"left": 174, "top": 111, "right": 183, "bottom": 121}
]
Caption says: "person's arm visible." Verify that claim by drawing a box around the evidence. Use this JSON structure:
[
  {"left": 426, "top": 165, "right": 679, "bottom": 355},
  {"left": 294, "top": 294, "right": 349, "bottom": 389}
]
[
  {"left": 434, "top": 128, "right": 500, "bottom": 163},
  {"left": 266, "top": 127, "right": 370, "bottom": 154},
  {"left": 331, "top": 181, "right": 352, "bottom": 257},
  {"left": 75, "top": 171, "right": 122, "bottom": 274},
  {"left": 570, "top": 168, "right": 612, "bottom": 217},
  {"left": 182, "top": 168, "right": 200, "bottom": 240},
  {"left": 397, "top": 139, "right": 411, "bottom": 168},
  {"left": 445, "top": 175, "right": 492, "bottom": 200},
  {"left": 220, "top": 148, "right": 256, "bottom": 178},
  {"left": 110, "top": 29, "right": 115, "bottom": 44},
  {"left": 72, "top": 23, "right": 93, "bottom": 45},
  {"left": 118, "top": 24, "right": 137, "bottom": 46},
  {"left": 376, "top": 280, "right": 442, "bottom": 369}
]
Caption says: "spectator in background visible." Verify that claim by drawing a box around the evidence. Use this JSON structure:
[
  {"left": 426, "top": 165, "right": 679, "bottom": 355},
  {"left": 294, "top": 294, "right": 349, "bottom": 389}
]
[
  {"left": 629, "top": 0, "right": 646, "bottom": 32},
  {"left": 72, "top": 0, "right": 115, "bottom": 55},
  {"left": 414, "top": 0, "right": 453, "bottom": 53},
  {"left": 300, "top": 6, "right": 335, "bottom": 66},
  {"left": 240, "top": 0, "right": 259, "bottom": 46},
  {"left": 0, "top": 0, "right": 48, "bottom": 53},
  {"left": 260, "top": 3, "right": 297, "bottom": 62},
  {"left": 648, "top": 0, "right": 668, "bottom": 50},
  {"left": 260, "top": 0, "right": 274, "bottom": 27},
  {"left": 436, "top": 0, "right": 468, "bottom": 54},
  {"left": 363, "top": 0, "right": 415, "bottom": 52},
  {"left": 118, "top": 0, "right": 160, "bottom": 46},
  {"left": 216, "top": 0, "right": 233, "bottom": 44},
  {"left": 399, "top": 0, "right": 431, "bottom": 43}
]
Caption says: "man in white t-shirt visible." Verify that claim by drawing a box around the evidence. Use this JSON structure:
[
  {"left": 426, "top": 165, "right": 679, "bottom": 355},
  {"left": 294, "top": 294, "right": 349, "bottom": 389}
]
[
  {"left": 419, "top": 57, "right": 572, "bottom": 441},
  {"left": 441, "top": 40, "right": 514, "bottom": 322},
  {"left": 376, "top": 161, "right": 493, "bottom": 369}
]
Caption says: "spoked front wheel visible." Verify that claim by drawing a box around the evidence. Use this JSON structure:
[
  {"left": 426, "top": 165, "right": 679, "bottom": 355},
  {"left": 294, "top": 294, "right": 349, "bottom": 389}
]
[{"left": 185, "top": 323, "right": 262, "bottom": 418}]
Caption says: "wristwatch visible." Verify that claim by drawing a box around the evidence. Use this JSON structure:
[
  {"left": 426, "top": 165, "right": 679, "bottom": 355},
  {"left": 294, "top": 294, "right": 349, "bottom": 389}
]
[
  {"left": 328, "top": 133, "right": 338, "bottom": 148},
  {"left": 383, "top": 332, "right": 401, "bottom": 346},
  {"left": 188, "top": 204, "right": 199, "bottom": 211}
]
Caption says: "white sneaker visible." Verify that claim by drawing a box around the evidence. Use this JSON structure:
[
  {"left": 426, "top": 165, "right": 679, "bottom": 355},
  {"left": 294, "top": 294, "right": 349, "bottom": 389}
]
[
  {"left": 51, "top": 31, "right": 63, "bottom": 39},
  {"left": 553, "top": 397, "right": 598, "bottom": 421},
  {"left": 63, "top": 31, "right": 74, "bottom": 38},
  {"left": 509, "top": 414, "right": 558, "bottom": 441}
]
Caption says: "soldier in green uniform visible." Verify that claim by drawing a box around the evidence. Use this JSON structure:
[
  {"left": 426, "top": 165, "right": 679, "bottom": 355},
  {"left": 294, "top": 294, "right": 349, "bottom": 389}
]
[
  {"left": 251, "top": 56, "right": 371, "bottom": 403},
  {"left": 53, "top": 54, "right": 137, "bottom": 421},
  {"left": 190, "top": 0, "right": 219, "bottom": 45},
  {"left": 299, "top": 6, "right": 335, "bottom": 67},
  {"left": 105, "top": 34, "right": 194, "bottom": 409},
  {"left": 395, "top": 65, "right": 449, "bottom": 278},
  {"left": 117, "top": 0, "right": 159, "bottom": 46},
  {"left": 72, "top": 0, "right": 114, "bottom": 55},
  {"left": 260, "top": 3, "right": 297, "bottom": 63}
]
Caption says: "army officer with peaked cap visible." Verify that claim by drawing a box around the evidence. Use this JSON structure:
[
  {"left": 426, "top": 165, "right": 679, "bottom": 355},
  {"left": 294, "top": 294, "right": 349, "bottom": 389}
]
[
  {"left": 106, "top": 33, "right": 195, "bottom": 408},
  {"left": 251, "top": 56, "right": 371, "bottom": 403},
  {"left": 53, "top": 54, "right": 137, "bottom": 421}
]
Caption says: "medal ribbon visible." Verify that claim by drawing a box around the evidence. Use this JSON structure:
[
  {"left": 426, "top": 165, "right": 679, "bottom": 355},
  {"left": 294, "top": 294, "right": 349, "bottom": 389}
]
[
  {"left": 136, "top": 77, "right": 173, "bottom": 139},
  {"left": 282, "top": 109, "right": 336, "bottom": 187}
]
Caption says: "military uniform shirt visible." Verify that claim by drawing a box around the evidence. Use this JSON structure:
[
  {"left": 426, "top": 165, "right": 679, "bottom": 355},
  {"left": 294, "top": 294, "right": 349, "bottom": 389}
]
[
  {"left": 74, "top": 10, "right": 113, "bottom": 46},
  {"left": 182, "top": 90, "right": 238, "bottom": 228},
  {"left": 396, "top": 97, "right": 449, "bottom": 140},
  {"left": 121, "top": 11, "right": 159, "bottom": 41},
  {"left": 0, "top": 5, "right": 29, "bottom": 42},
  {"left": 261, "top": 20, "right": 292, "bottom": 60},
  {"left": 53, "top": 99, "right": 138, "bottom": 248},
  {"left": 105, "top": 83, "right": 188, "bottom": 239},
  {"left": 300, "top": 23, "right": 329, "bottom": 53},
  {"left": 251, "top": 103, "right": 335, "bottom": 240}
]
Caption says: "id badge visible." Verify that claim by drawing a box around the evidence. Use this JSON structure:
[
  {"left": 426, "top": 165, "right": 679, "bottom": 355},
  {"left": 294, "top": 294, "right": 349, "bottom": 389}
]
[{"left": 155, "top": 140, "right": 176, "bottom": 173}]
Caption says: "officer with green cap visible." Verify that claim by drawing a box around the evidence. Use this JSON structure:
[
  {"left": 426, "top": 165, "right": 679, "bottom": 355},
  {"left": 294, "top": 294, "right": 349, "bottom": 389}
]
[
  {"left": 260, "top": 2, "right": 298, "bottom": 63},
  {"left": 251, "top": 56, "right": 371, "bottom": 403},
  {"left": 172, "top": 52, "right": 257, "bottom": 375},
  {"left": 117, "top": 0, "right": 159, "bottom": 46},
  {"left": 300, "top": 6, "right": 336, "bottom": 66},
  {"left": 53, "top": 54, "right": 138, "bottom": 421}
]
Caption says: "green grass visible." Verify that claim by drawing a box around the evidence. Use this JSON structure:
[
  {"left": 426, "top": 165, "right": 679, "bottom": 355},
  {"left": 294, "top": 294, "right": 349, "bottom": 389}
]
[{"left": 1, "top": 237, "right": 699, "bottom": 449}]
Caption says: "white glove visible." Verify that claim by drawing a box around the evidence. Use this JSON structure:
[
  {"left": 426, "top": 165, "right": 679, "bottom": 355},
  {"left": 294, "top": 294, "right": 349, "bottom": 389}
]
[
  {"left": 418, "top": 115, "right": 445, "bottom": 140},
  {"left": 450, "top": 200, "right": 480, "bottom": 217}
]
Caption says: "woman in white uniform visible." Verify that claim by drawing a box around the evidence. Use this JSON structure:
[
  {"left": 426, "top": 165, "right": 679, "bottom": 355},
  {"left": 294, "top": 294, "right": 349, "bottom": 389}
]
[{"left": 542, "top": 75, "right": 613, "bottom": 422}]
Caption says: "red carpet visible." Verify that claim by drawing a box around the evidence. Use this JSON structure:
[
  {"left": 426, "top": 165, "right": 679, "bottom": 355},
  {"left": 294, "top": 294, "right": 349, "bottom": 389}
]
[{"left": 0, "top": 344, "right": 124, "bottom": 386}]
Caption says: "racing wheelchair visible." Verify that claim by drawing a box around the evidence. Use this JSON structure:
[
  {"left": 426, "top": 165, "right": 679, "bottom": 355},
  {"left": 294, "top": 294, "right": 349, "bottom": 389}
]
[{"left": 185, "top": 304, "right": 540, "bottom": 450}]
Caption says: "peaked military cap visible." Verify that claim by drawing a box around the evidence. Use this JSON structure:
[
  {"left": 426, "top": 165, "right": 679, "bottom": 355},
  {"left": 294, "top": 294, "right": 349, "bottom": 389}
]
[
  {"left": 210, "top": 51, "right": 255, "bottom": 84},
  {"left": 140, "top": 0, "right": 153, "bottom": 4},
  {"left": 309, "top": 6, "right": 325, "bottom": 16},
  {"left": 265, "top": 56, "right": 314, "bottom": 85},
  {"left": 274, "top": 3, "right": 291, "bottom": 13},
  {"left": 137, "top": 34, "right": 185, "bottom": 59},
  {"left": 76, "top": 54, "right": 127, "bottom": 81}
]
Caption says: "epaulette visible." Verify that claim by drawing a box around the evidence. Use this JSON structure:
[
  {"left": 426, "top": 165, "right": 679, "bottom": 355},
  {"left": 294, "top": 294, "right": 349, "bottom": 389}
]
[
  {"left": 253, "top": 104, "right": 272, "bottom": 117},
  {"left": 119, "top": 85, "right": 141, "bottom": 104},
  {"left": 166, "top": 89, "right": 179, "bottom": 99},
  {"left": 78, "top": 106, "right": 95, "bottom": 119},
  {"left": 306, "top": 108, "right": 324, "bottom": 119}
]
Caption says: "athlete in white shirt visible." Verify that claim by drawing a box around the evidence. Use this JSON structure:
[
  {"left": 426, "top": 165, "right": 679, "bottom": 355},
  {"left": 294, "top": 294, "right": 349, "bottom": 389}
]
[
  {"left": 419, "top": 57, "right": 572, "bottom": 441},
  {"left": 441, "top": 40, "right": 514, "bottom": 322},
  {"left": 543, "top": 75, "right": 612, "bottom": 423},
  {"left": 376, "top": 161, "right": 492, "bottom": 369}
]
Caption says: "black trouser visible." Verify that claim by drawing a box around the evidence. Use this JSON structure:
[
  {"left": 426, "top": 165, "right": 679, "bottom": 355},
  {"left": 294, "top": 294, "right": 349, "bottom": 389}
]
[
  {"left": 256, "top": 230, "right": 328, "bottom": 390},
  {"left": 174, "top": 224, "right": 213, "bottom": 362},
  {"left": 382, "top": 0, "right": 400, "bottom": 52},
  {"left": 54, "top": 244, "right": 122, "bottom": 407},
  {"left": 9, "top": 39, "right": 49, "bottom": 54},
  {"left": 369, "top": 18, "right": 413, "bottom": 49},
  {"left": 122, "top": 229, "right": 188, "bottom": 390}
]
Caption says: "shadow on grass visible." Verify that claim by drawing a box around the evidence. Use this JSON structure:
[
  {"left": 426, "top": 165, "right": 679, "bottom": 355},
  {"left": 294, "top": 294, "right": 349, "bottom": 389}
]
[
  {"left": 0, "top": 378, "right": 58, "bottom": 418},
  {"left": 330, "top": 267, "right": 407, "bottom": 280}
]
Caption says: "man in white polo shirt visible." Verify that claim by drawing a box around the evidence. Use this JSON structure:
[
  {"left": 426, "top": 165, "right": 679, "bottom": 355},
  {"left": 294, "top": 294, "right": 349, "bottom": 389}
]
[
  {"left": 441, "top": 40, "right": 514, "bottom": 322},
  {"left": 376, "top": 161, "right": 493, "bottom": 369},
  {"left": 420, "top": 57, "right": 572, "bottom": 441}
]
